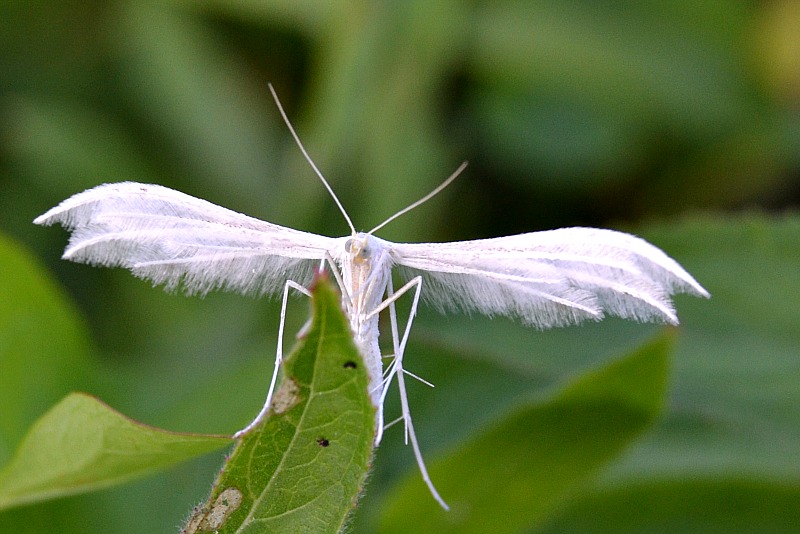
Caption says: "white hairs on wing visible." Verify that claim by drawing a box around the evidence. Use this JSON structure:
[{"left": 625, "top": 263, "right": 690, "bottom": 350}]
[
  {"left": 393, "top": 227, "right": 709, "bottom": 329},
  {"left": 34, "top": 182, "right": 335, "bottom": 296}
]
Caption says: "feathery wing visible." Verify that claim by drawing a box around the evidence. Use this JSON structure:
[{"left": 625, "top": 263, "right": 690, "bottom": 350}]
[
  {"left": 34, "top": 182, "right": 337, "bottom": 296},
  {"left": 392, "top": 228, "right": 709, "bottom": 329}
]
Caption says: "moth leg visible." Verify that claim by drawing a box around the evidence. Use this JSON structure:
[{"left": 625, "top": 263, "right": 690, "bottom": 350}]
[
  {"left": 394, "top": 341, "right": 449, "bottom": 510},
  {"left": 368, "top": 276, "right": 420, "bottom": 444},
  {"left": 373, "top": 276, "right": 449, "bottom": 510},
  {"left": 322, "top": 252, "right": 354, "bottom": 315},
  {"left": 371, "top": 275, "right": 424, "bottom": 415},
  {"left": 233, "top": 279, "right": 310, "bottom": 438}
]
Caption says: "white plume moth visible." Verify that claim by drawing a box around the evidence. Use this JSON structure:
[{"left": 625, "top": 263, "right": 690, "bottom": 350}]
[{"left": 34, "top": 85, "right": 709, "bottom": 509}]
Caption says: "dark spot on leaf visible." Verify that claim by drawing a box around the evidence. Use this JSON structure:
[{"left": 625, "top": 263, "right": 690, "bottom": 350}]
[
  {"left": 317, "top": 437, "right": 330, "bottom": 447},
  {"left": 343, "top": 360, "right": 357, "bottom": 369}
]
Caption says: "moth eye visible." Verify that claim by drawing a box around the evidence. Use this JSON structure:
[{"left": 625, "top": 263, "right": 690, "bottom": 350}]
[
  {"left": 344, "top": 239, "right": 353, "bottom": 252},
  {"left": 360, "top": 245, "right": 371, "bottom": 259}
]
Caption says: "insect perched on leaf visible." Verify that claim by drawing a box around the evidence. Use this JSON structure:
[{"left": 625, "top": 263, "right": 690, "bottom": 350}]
[{"left": 34, "top": 85, "right": 709, "bottom": 509}]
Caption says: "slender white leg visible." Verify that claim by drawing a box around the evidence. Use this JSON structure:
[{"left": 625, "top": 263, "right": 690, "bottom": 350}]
[
  {"left": 372, "top": 276, "right": 421, "bottom": 444},
  {"left": 233, "top": 279, "right": 310, "bottom": 438},
  {"left": 375, "top": 276, "right": 423, "bottom": 415},
  {"left": 394, "top": 354, "right": 449, "bottom": 510},
  {"left": 235, "top": 254, "right": 351, "bottom": 439},
  {"left": 385, "top": 277, "right": 420, "bottom": 441},
  {"left": 323, "top": 252, "right": 353, "bottom": 317},
  {"left": 377, "top": 277, "right": 449, "bottom": 510}
]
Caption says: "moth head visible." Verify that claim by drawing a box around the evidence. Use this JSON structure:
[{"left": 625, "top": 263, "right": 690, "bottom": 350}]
[{"left": 344, "top": 233, "right": 372, "bottom": 265}]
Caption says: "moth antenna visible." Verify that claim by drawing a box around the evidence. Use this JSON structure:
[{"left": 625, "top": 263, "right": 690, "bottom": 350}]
[
  {"left": 268, "top": 83, "right": 356, "bottom": 235},
  {"left": 369, "top": 161, "right": 467, "bottom": 235}
]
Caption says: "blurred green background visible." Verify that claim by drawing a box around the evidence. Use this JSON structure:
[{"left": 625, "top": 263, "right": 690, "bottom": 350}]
[{"left": 1, "top": 0, "right": 799, "bottom": 532}]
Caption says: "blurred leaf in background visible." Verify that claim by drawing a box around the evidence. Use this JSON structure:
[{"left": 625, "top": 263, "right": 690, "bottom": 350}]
[
  {"left": 0, "top": 393, "right": 231, "bottom": 511},
  {"left": 0, "top": 233, "right": 94, "bottom": 466},
  {"left": 378, "top": 334, "right": 673, "bottom": 534},
  {"left": 1, "top": 0, "right": 798, "bottom": 532}
]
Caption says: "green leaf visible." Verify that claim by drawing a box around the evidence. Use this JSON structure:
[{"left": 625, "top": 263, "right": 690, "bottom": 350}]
[
  {"left": 184, "top": 276, "right": 376, "bottom": 533},
  {"left": 378, "top": 335, "right": 672, "bottom": 533},
  {"left": 0, "top": 393, "right": 231, "bottom": 511}
]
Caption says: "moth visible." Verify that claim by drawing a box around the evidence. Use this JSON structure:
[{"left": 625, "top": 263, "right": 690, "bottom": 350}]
[{"left": 34, "top": 86, "right": 709, "bottom": 509}]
